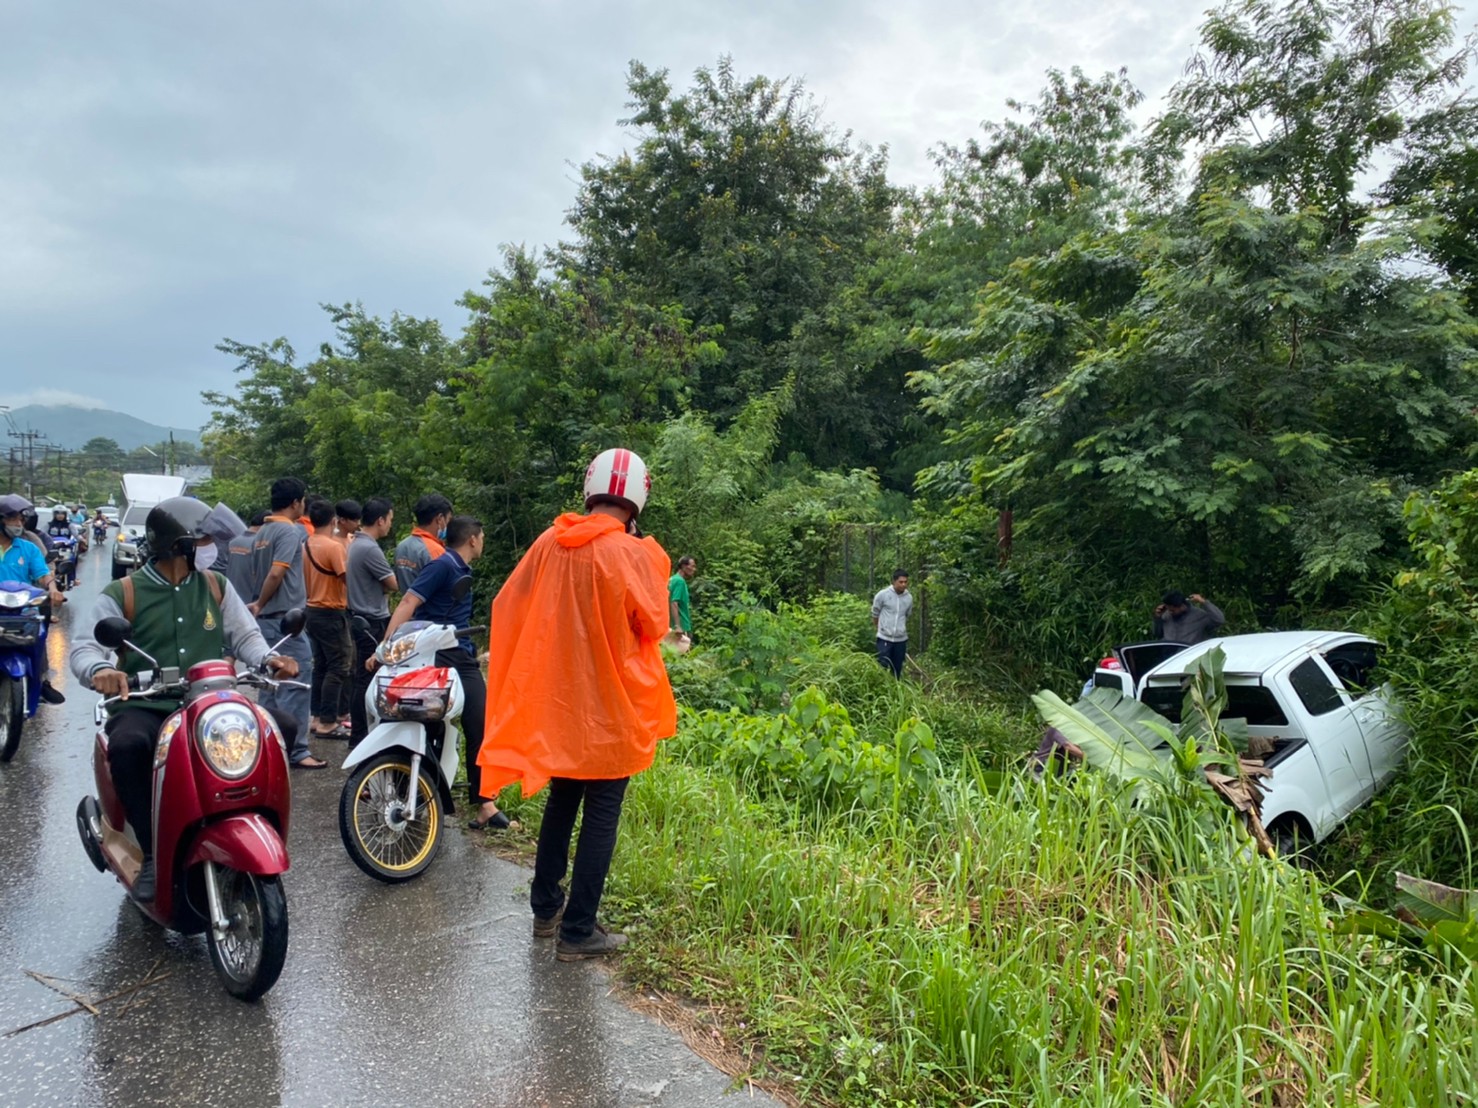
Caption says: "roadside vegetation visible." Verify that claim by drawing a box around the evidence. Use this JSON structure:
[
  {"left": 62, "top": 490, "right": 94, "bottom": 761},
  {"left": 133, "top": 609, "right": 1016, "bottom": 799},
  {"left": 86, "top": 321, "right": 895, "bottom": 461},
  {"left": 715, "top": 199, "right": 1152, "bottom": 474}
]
[{"left": 199, "top": 0, "right": 1478, "bottom": 1101}]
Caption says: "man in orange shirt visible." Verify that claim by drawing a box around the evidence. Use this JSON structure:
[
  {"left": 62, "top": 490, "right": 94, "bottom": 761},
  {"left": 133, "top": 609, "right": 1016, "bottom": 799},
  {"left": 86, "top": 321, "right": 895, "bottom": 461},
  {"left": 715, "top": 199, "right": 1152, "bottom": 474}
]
[
  {"left": 303, "top": 498, "right": 353, "bottom": 739},
  {"left": 479, "top": 448, "right": 676, "bottom": 961}
]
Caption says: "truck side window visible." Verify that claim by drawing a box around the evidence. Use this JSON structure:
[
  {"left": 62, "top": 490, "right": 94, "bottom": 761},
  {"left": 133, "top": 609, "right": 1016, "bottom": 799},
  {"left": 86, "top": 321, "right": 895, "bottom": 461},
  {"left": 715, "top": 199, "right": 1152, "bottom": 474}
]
[
  {"left": 1322, "top": 643, "right": 1381, "bottom": 694},
  {"left": 1289, "top": 658, "right": 1344, "bottom": 716},
  {"left": 1094, "top": 672, "right": 1124, "bottom": 693}
]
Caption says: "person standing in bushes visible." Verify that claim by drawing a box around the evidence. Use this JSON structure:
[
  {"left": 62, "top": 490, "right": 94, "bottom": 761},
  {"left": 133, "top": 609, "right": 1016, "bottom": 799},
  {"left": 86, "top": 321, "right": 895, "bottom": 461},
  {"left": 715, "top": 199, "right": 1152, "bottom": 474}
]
[
  {"left": 479, "top": 447, "right": 677, "bottom": 961},
  {"left": 1153, "top": 590, "right": 1225, "bottom": 645},
  {"left": 668, "top": 555, "right": 697, "bottom": 645},
  {"left": 872, "top": 568, "right": 913, "bottom": 678}
]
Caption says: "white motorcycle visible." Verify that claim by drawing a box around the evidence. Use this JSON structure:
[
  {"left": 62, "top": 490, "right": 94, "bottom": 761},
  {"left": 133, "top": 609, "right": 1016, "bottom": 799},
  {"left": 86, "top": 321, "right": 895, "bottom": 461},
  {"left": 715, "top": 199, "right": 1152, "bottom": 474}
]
[{"left": 338, "top": 615, "right": 481, "bottom": 882}]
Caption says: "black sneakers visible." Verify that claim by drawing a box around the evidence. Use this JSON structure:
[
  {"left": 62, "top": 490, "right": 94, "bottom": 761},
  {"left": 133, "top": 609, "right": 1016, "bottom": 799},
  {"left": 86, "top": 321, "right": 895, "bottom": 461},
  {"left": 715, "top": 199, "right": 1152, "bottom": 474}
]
[
  {"left": 39, "top": 681, "right": 65, "bottom": 705},
  {"left": 132, "top": 857, "right": 156, "bottom": 902}
]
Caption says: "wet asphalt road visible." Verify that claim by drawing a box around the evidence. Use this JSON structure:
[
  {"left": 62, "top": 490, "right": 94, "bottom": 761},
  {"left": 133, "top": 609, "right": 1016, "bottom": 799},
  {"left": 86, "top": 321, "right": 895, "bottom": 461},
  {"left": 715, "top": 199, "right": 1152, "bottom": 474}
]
[{"left": 0, "top": 548, "right": 777, "bottom": 1108}]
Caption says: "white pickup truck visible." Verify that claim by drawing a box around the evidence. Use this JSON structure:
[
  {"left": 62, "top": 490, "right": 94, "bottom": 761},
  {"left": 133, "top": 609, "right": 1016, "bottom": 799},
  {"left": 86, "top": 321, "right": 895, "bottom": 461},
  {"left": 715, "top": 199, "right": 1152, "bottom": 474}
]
[
  {"left": 1092, "top": 632, "right": 1408, "bottom": 851},
  {"left": 111, "top": 473, "right": 188, "bottom": 578}
]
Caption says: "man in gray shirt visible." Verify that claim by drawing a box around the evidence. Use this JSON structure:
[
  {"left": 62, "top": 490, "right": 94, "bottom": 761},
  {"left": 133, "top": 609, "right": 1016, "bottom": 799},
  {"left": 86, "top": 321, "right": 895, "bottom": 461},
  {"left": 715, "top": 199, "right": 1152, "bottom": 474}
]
[
  {"left": 246, "top": 476, "right": 324, "bottom": 768},
  {"left": 346, "top": 497, "right": 399, "bottom": 742},
  {"left": 394, "top": 493, "right": 452, "bottom": 593},
  {"left": 1153, "top": 591, "right": 1226, "bottom": 645},
  {"left": 871, "top": 568, "right": 913, "bottom": 679},
  {"left": 223, "top": 509, "right": 267, "bottom": 603}
]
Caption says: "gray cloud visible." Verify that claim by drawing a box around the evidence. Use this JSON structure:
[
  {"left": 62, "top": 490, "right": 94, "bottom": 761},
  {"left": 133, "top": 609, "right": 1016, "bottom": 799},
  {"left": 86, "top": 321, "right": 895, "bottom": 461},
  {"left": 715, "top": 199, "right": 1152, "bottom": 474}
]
[{"left": 3, "top": 0, "right": 1473, "bottom": 429}]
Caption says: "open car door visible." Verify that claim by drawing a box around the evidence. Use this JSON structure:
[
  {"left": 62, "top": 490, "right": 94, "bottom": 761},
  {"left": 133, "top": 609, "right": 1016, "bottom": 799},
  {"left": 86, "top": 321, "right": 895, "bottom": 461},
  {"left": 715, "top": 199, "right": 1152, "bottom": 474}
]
[{"left": 1094, "top": 641, "right": 1192, "bottom": 698}]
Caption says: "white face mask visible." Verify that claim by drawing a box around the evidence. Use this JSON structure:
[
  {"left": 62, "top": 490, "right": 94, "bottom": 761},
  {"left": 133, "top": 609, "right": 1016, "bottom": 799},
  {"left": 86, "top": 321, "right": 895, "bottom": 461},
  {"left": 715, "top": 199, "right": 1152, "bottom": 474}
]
[{"left": 194, "top": 543, "right": 218, "bottom": 572}]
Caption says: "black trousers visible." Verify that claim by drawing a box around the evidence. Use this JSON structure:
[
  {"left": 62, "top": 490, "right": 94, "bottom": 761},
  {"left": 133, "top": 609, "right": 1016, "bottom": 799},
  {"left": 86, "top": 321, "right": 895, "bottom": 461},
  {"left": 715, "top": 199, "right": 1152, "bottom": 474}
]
[
  {"left": 306, "top": 607, "right": 353, "bottom": 726},
  {"left": 349, "top": 612, "right": 388, "bottom": 742},
  {"left": 531, "top": 776, "right": 631, "bottom": 942},
  {"left": 107, "top": 705, "right": 299, "bottom": 855},
  {"left": 436, "top": 648, "right": 489, "bottom": 804},
  {"left": 876, "top": 637, "right": 907, "bottom": 678}
]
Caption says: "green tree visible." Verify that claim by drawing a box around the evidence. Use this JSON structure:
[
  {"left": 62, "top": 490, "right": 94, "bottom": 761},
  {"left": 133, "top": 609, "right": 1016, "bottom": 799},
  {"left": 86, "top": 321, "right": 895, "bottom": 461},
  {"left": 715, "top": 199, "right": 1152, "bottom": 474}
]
[
  {"left": 565, "top": 57, "right": 900, "bottom": 467},
  {"left": 917, "top": 0, "right": 1478, "bottom": 608}
]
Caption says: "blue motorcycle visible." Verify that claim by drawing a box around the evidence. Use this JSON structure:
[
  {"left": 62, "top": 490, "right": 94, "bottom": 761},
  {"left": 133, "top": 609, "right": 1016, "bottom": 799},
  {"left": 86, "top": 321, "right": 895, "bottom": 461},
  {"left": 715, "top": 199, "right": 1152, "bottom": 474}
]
[
  {"left": 50, "top": 535, "right": 79, "bottom": 590},
  {"left": 0, "top": 579, "right": 49, "bottom": 762}
]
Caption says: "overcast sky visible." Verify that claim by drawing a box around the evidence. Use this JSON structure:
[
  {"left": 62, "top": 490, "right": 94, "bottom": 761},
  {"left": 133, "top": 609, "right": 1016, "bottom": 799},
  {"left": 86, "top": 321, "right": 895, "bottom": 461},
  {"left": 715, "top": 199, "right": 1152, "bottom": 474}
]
[{"left": 4, "top": 1, "right": 1474, "bottom": 431}]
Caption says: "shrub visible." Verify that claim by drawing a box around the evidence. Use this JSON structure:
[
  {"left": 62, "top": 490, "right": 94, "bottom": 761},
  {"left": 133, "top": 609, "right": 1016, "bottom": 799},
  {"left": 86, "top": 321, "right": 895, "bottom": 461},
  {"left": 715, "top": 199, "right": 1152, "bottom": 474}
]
[{"left": 677, "top": 688, "right": 942, "bottom": 811}]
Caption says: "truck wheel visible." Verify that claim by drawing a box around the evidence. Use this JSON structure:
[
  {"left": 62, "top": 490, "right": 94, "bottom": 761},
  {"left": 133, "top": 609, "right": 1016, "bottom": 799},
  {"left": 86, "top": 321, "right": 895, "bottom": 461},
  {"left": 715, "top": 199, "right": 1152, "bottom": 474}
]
[{"left": 1271, "top": 820, "right": 1313, "bottom": 869}]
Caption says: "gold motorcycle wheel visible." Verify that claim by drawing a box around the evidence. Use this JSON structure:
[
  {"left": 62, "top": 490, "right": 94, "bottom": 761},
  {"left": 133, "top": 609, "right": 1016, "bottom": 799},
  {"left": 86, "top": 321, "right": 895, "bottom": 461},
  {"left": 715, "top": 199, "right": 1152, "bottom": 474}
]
[{"left": 338, "top": 753, "right": 443, "bottom": 882}]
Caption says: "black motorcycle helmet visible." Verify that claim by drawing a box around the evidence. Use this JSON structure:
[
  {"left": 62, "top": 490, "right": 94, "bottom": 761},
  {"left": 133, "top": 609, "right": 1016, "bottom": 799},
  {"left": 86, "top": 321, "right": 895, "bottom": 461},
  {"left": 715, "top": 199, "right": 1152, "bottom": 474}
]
[{"left": 145, "top": 496, "right": 213, "bottom": 561}]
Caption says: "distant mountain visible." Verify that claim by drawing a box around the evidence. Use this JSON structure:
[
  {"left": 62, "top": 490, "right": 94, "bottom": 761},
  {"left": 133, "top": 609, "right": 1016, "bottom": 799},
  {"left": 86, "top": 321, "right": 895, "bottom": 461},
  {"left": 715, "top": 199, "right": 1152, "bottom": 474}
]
[{"left": 4, "top": 405, "right": 201, "bottom": 452}]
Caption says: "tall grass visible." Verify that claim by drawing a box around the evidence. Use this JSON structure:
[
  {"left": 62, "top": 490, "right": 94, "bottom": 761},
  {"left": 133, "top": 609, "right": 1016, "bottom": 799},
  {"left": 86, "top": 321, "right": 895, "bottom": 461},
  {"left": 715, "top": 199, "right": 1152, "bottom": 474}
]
[{"left": 598, "top": 751, "right": 1478, "bottom": 1106}]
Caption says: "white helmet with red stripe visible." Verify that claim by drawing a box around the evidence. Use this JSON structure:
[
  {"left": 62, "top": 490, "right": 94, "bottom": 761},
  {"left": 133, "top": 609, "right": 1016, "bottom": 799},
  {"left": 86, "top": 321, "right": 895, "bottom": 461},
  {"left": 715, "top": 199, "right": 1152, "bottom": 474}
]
[{"left": 584, "top": 447, "right": 651, "bottom": 517}]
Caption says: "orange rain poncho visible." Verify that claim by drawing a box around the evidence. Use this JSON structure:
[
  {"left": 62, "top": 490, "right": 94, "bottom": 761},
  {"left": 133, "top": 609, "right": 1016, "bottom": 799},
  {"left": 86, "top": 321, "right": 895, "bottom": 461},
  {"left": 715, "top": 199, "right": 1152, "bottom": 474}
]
[{"left": 478, "top": 512, "right": 678, "bottom": 797}]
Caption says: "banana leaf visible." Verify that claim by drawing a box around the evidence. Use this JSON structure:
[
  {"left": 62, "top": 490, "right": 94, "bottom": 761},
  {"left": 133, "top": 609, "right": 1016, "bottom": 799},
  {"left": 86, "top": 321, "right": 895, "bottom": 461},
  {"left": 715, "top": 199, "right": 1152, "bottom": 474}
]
[{"left": 1031, "top": 688, "right": 1179, "bottom": 798}]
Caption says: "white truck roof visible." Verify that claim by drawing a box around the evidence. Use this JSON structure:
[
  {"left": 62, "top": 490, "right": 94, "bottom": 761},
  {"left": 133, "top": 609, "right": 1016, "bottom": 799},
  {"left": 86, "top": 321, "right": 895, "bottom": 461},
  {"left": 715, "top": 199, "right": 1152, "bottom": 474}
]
[{"left": 1141, "top": 631, "right": 1366, "bottom": 680}]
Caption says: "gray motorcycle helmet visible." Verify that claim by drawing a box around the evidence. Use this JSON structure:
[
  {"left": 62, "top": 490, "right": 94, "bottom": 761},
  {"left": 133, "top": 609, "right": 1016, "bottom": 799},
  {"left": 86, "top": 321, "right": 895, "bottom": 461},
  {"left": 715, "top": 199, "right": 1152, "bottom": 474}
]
[{"left": 145, "top": 496, "right": 214, "bottom": 561}]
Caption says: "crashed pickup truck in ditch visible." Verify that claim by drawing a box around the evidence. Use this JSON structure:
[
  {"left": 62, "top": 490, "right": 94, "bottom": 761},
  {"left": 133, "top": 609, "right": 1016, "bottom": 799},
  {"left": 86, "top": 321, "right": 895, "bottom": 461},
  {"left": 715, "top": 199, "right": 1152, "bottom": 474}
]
[{"left": 1090, "top": 632, "right": 1408, "bottom": 851}]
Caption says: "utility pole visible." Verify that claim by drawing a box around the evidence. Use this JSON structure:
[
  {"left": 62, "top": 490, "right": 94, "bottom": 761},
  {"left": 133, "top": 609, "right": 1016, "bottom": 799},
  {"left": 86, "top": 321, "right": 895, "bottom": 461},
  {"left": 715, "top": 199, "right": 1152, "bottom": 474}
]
[{"left": 7, "top": 428, "right": 46, "bottom": 501}]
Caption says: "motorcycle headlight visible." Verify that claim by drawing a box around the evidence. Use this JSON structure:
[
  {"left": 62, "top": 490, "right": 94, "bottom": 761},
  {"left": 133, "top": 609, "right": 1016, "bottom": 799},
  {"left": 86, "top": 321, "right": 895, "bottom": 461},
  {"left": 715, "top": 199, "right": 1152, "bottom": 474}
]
[
  {"left": 196, "top": 704, "right": 261, "bottom": 780},
  {"left": 378, "top": 633, "right": 421, "bottom": 666},
  {"left": 0, "top": 591, "right": 28, "bottom": 609}
]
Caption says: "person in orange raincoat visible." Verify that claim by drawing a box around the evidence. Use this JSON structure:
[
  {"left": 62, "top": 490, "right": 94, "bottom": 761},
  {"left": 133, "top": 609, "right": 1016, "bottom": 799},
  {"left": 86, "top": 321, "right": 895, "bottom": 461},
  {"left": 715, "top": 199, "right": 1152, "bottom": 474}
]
[{"left": 479, "top": 447, "right": 677, "bottom": 960}]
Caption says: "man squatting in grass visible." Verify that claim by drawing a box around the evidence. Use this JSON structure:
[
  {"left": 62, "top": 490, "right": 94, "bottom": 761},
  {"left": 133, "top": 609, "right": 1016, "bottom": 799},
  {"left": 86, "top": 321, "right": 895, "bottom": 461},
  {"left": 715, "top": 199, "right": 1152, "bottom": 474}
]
[{"left": 478, "top": 447, "right": 677, "bottom": 961}]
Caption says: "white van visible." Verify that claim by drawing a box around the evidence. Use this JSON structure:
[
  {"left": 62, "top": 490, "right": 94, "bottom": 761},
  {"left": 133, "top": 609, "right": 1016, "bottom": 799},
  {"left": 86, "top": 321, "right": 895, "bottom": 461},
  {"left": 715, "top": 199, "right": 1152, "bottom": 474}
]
[{"left": 111, "top": 473, "right": 188, "bottom": 578}]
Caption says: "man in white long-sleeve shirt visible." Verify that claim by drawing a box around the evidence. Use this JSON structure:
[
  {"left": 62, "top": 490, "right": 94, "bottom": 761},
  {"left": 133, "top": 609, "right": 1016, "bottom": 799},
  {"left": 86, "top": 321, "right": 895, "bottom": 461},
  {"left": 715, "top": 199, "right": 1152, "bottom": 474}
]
[{"left": 871, "top": 569, "right": 913, "bottom": 679}]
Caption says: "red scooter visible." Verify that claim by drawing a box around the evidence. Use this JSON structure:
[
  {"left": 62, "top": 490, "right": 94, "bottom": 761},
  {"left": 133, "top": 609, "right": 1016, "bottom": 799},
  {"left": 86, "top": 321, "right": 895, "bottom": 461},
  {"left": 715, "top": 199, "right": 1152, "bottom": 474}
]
[{"left": 75, "top": 610, "right": 306, "bottom": 1001}]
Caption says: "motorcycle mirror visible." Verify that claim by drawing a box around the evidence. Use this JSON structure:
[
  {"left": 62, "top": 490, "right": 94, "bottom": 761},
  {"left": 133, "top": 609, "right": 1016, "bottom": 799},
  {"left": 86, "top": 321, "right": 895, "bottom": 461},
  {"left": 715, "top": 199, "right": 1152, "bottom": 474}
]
[
  {"left": 94, "top": 616, "right": 133, "bottom": 649},
  {"left": 452, "top": 575, "right": 472, "bottom": 601},
  {"left": 280, "top": 608, "right": 306, "bottom": 637},
  {"left": 350, "top": 614, "right": 372, "bottom": 635}
]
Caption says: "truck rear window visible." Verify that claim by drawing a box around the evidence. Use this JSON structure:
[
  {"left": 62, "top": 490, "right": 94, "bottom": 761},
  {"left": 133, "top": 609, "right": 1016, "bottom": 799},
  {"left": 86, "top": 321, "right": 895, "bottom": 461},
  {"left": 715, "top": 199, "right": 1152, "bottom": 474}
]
[{"left": 1143, "top": 682, "right": 1289, "bottom": 726}]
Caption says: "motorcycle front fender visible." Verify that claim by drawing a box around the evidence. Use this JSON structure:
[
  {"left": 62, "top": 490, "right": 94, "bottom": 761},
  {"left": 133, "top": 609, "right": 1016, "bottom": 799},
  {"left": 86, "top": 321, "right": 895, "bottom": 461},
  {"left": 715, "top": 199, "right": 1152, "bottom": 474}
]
[
  {"left": 184, "top": 813, "right": 289, "bottom": 876},
  {"left": 341, "top": 720, "right": 430, "bottom": 771},
  {"left": 0, "top": 652, "right": 30, "bottom": 680},
  {"left": 341, "top": 720, "right": 456, "bottom": 813}
]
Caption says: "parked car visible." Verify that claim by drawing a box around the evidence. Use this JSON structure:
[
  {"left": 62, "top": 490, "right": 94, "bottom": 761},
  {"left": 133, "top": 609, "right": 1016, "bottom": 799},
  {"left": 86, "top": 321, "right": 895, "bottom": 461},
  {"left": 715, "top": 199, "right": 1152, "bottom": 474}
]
[{"left": 1092, "top": 632, "right": 1408, "bottom": 851}]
